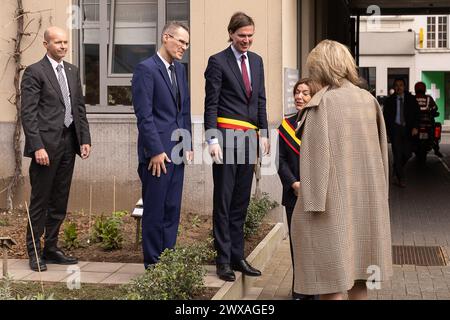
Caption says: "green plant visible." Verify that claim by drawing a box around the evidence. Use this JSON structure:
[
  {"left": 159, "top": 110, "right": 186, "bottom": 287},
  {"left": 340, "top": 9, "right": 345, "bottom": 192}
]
[
  {"left": 190, "top": 214, "right": 201, "bottom": 228},
  {"left": 91, "top": 211, "right": 127, "bottom": 250},
  {"left": 0, "top": 277, "right": 54, "bottom": 300},
  {"left": 63, "top": 221, "right": 80, "bottom": 249},
  {"left": 244, "top": 192, "right": 278, "bottom": 238},
  {"left": 122, "top": 241, "right": 216, "bottom": 300},
  {"left": 0, "top": 218, "right": 9, "bottom": 226},
  {"left": 0, "top": 277, "right": 14, "bottom": 300}
]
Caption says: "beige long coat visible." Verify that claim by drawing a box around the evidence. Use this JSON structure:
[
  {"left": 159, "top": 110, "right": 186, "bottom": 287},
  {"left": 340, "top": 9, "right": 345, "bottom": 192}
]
[{"left": 291, "top": 80, "right": 393, "bottom": 295}]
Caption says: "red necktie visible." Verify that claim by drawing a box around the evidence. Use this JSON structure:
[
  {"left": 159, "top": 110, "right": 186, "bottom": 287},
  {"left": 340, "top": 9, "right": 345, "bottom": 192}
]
[{"left": 241, "top": 55, "right": 252, "bottom": 99}]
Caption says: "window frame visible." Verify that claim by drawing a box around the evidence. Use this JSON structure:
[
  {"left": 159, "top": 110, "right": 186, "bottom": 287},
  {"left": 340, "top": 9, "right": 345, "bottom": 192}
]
[
  {"left": 427, "top": 15, "right": 448, "bottom": 49},
  {"left": 77, "top": 0, "right": 189, "bottom": 113}
]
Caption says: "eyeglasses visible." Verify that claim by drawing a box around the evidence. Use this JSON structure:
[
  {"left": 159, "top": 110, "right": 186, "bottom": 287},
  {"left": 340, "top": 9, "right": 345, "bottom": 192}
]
[{"left": 166, "top": 34, "right": 190, "bottom": 49}]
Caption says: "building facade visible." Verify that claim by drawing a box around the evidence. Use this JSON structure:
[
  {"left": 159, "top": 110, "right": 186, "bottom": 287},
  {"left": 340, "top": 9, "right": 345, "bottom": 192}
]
[{"left": 359, "top": 14, "right": 450, "bottom": 126}]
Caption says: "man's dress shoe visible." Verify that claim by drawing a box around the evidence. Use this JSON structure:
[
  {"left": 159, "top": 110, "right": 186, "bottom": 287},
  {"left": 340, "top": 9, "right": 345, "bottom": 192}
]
[
  {"left": 231, "top": 259, "right": 261, "bottom": 276},
  {"left": 216, "top": 264, "right": 236, "bottom": 282},
  {"left": 42, "top": 249, "right": 78, "bottom": 265},
  {"left": 29, "top": 256, "right": 47, "bottom": 272}
]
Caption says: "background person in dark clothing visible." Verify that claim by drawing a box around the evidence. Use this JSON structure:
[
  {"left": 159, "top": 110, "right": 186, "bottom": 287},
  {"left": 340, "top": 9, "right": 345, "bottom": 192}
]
[
  {"left": 414, "top": 81, "right": 443, "bottom": 158},
  {"left": 276, "top": 78, "right": 318, "bottom": 300},
  {"left": 383, "top": 78, "right": 420, "bottom": 187}
]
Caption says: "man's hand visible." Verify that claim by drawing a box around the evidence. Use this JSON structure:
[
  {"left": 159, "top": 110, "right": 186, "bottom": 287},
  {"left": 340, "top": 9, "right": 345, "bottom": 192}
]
[
  {"left": 261, "top": 136, "right": 270, "bottom": 156},
  {"left": 185, "top": 151, "right": 194, "bottom": 164},
  {"left": 34, "top": 148, "right": 50, "bottom": 166},
  {"left": 148, "top": 152, "right": 171, "bottom": 177},
  {"left": 209, "top": 143, "right": 223, "bottom": 164},
  {"left": 412, "top": 128, "right": 419, "bottom": 136},
  {"left": 291, "top": 181, "right": 300, "bottom": 196},
  {"left": 81, "top": 144, "right": 91, "bottom": 159}
]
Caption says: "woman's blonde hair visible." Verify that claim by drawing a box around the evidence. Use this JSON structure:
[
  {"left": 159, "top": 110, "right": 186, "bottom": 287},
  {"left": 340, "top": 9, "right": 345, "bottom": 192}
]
[{"left": 306, "top": 40, "right": 359, "bottom": 88}]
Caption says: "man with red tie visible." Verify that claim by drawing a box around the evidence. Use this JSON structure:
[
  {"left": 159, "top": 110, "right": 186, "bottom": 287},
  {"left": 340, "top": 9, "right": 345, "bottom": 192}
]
[{"left": 204, "top": 12, "right": 269, "bottom": 282}]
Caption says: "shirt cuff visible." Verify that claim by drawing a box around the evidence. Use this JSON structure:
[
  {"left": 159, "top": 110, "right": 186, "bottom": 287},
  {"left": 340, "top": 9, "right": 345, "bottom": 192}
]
[{"left": 207, "top": 138, "right": 219, "bottom": 145}]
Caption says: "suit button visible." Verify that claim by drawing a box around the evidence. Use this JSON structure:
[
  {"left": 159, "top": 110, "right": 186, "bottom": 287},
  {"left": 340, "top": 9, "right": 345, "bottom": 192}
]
[{"left": 62, "top": 109, "right": 65, "bottom": 112}]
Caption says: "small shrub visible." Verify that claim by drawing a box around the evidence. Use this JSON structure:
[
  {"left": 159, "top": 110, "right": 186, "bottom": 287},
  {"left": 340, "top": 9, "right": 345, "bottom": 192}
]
[
  {"left": 91, "top": 211, "right": 127, "bottom": 250},
  {"left": 0, "top": 277, "right": 54, "bottom": 300},
  {"left": 190, "top": 214, "right": 201, "bottom": 228},
  {"left": 122, "top": 241, "right": 216, "bottom": 300},
  {"left": 244, "top": 192, "right": 278, "bottom": 238},
  {"left": 0, "top": 218, "right": 9, "bottom": 226},
  {"left": 63, "top": 222, "right": 80, "bottom": 249}
]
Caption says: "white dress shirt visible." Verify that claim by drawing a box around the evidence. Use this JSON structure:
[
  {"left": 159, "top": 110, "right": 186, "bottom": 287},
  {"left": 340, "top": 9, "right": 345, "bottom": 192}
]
[
  {"left": 46, "top": 55, "right": 70, "bottom": 97},
  {"left": 157, "top": 52, "right": 176, "bottom": 83}
]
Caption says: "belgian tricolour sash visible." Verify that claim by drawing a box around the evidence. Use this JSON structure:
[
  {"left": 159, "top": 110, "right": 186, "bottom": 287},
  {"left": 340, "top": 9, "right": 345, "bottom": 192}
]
[
  {"left": 217, "top": 117, "right": 258, "bottom": 131},
  {"left": 278, "top": 118, "right": 301, "bottom": 155}
]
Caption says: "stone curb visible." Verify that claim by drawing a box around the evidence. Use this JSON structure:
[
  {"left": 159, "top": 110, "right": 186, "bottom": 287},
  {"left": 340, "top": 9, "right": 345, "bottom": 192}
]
[{"left": 211, "top": 222, "right": 285, "bottom": 300}]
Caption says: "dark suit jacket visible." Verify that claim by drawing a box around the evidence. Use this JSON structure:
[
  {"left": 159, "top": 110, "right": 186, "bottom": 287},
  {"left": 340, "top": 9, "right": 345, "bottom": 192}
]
[
  {"left": 132, "top": 54, "right": 191, "bottom": 165},
  {"left": 383, "top": 92, "right": 420, "bottom": 139},
  {"left": 204, "top": 46, "right": 268, "bottom": 146},
  {"left": 277, "top": 114, "right": 299, "bottom": 209},
  {"left": 21, "top": 56, "right": 91, "bottom": 158}
]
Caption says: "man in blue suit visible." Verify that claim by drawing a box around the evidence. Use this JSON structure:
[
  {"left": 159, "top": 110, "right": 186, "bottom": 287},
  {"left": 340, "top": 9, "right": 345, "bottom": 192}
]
[
  {"left": 204, "top": 12, "right": 269, "bottom": 281},
  {"left": 132, "top": 22, "right": 192, "bottom": 268}
]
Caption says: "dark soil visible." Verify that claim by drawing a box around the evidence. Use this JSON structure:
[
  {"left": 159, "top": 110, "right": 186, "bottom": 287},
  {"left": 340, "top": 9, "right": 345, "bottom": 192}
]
[{"left": 0, "top": 209, "right": 274, "bottom": 265}]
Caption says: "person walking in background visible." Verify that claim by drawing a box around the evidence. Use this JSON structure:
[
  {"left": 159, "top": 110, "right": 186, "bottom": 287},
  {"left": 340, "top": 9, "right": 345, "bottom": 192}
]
[
  {"left": 276, "top": 78, "right": 319, "bottom": 300},
  {"left": 21, "top": 26, "right": 91, "bottom": 272},
  {"left": 291, "top": 40, "right": 393, "bottom": 300},
  {"left": 414, "top": 81, "right": 443, "bottom": 158},
  {"left": 204, "top": 12, "right": 269, "bottom": 282},
  {"left": 383, "top": 78, "right": 420, "bottom": 187},
  {"left": 132, "top": 21, "right": 192, "bottom": 269}
]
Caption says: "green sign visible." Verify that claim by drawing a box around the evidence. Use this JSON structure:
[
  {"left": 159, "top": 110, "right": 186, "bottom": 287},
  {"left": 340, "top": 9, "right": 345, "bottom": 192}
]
[{"left": 422, "top": 71, "right": 445, "bottom": 123}]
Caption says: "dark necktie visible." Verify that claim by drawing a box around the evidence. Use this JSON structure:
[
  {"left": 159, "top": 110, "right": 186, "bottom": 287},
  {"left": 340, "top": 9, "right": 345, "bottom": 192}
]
[
  {"left": 169, "top": 65, "right": 180, "bottom": 112},
  {"left": 240, "top": 55, "right": 252, "bottom": 99},
  {"left": 56, "top": 64, "right": 73, "bottom": 127},
  {"left": 399, "top": 97, "right": 405, "bottom": 126}
]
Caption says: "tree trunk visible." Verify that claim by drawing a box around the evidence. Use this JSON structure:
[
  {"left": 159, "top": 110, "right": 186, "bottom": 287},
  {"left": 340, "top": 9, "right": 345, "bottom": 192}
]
[{"left": 6, "top": 0, "right": 24, "bottom": 212}]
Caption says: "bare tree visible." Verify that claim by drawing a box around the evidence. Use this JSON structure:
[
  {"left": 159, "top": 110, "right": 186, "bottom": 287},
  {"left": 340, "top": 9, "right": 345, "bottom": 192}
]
[{"left": 2, "top": 0, "right": 44, "bottom": 211}]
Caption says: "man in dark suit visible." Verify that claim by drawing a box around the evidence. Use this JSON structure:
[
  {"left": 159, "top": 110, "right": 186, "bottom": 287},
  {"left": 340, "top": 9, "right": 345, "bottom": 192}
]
[
  {"left": 383, "top": 78, "right": 420, "bottom": 187},
  {"left": 204, "top": 12, "right": 269, "bottom": 282},
  {"left": 132, "top": 22, "right": 192, "bottom": 269},
  {"left": 21, "top": 26, "right": 91, "bottom": 271}
]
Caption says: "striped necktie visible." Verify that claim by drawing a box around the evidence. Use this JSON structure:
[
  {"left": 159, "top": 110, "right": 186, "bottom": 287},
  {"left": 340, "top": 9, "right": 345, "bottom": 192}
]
[{"left": 56, "top": 64, "right": 73, "bottom": 127}]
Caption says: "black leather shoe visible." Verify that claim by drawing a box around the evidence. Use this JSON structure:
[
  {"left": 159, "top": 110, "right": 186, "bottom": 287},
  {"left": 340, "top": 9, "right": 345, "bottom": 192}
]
[
  {"left": 42, "top": 248, "right": 78, "bottom": 265},
  {"left": 292, "top": 292, "right": 315, "bottom": 300},
  {"left": 231, "top": 259, "right": 261, "bottom": 276},
  {"left": 29, "top": 256, "right": 47, "bottom": 272},
  {"left": 216, "top": 264, "right": 236, "bottom": 282}
]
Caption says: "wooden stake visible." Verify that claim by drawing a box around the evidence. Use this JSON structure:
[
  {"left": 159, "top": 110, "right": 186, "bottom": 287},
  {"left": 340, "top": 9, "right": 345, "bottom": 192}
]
[
  {"left": 25, "top": 201, "right": 44, "bottom": 294},
  {"left": 113, "top": 176, "right": 116, "bottom": 213},
  {"left": 88, "top": 184, "right": 93, "bottom": 242}
]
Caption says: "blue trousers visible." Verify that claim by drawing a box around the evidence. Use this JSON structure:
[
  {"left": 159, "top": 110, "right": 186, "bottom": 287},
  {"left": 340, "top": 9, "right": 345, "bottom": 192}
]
[{"left": 138, "top": 162, "right": 184, "bottom": 268}]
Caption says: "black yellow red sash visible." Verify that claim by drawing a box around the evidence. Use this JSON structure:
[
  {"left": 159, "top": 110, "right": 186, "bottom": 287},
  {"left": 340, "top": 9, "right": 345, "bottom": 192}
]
[
  {"left": 278, "top": 118, "right": 301, "bottom": 155},
  {"left": 217, "top": 117, "right": 258, "bottom": 131}
]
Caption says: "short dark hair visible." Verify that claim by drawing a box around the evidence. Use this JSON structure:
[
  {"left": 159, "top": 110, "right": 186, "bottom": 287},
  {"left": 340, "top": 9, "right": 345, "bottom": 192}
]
[
  {"left": 161, "top": 21, "right": 189, "bottom": 42},
  {"left": 393, "top": 77, "right": 406, "bottom": 86},
  {"left": 228, "top": 12, "right": 255, "bottom": 42}
]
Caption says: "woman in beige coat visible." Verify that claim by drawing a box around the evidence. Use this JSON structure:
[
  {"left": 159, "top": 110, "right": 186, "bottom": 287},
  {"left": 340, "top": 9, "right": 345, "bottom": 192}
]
[{"left": 291, "top": 40, "right": 393, "bottom": 300}]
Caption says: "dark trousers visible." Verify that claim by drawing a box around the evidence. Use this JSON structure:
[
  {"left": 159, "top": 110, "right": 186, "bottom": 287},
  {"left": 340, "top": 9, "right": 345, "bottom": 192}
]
[
  {"left": 391, "top": 124, "right": 412, "bottom": 181},
  {"left": 138, "top": 162, "right": 184, "bottom": 268},
  {"left": 212, "top": 147, "right": 254, "bottom": 264},
  {"left": 26, "top": 126, "right": 77, "bottom": 256}
]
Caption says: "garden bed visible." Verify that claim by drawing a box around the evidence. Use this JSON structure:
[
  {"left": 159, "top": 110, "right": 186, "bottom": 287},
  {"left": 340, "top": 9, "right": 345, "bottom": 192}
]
[{"left": 0, "top": 209, "right": 274, "bottom": 265}]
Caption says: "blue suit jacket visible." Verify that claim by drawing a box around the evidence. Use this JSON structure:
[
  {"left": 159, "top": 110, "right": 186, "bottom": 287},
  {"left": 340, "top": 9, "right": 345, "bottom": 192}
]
[
  {"left": 204, "top": 46, "right": 268, "bottom": 144},
  {"left": 132, "top": 54, "right": 191, "bottom": 164}
]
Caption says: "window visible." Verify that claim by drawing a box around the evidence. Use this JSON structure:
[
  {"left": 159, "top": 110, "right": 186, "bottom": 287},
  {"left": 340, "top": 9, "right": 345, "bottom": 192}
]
[
  {"left": 79, "top": 0, "right": 190, "bottom": 111},
  {"left": 359, "top": 67, "right": 376, "bottom": 96},
  {"left": 427, "top": 16, "right": 448, "bottom": 49}
]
